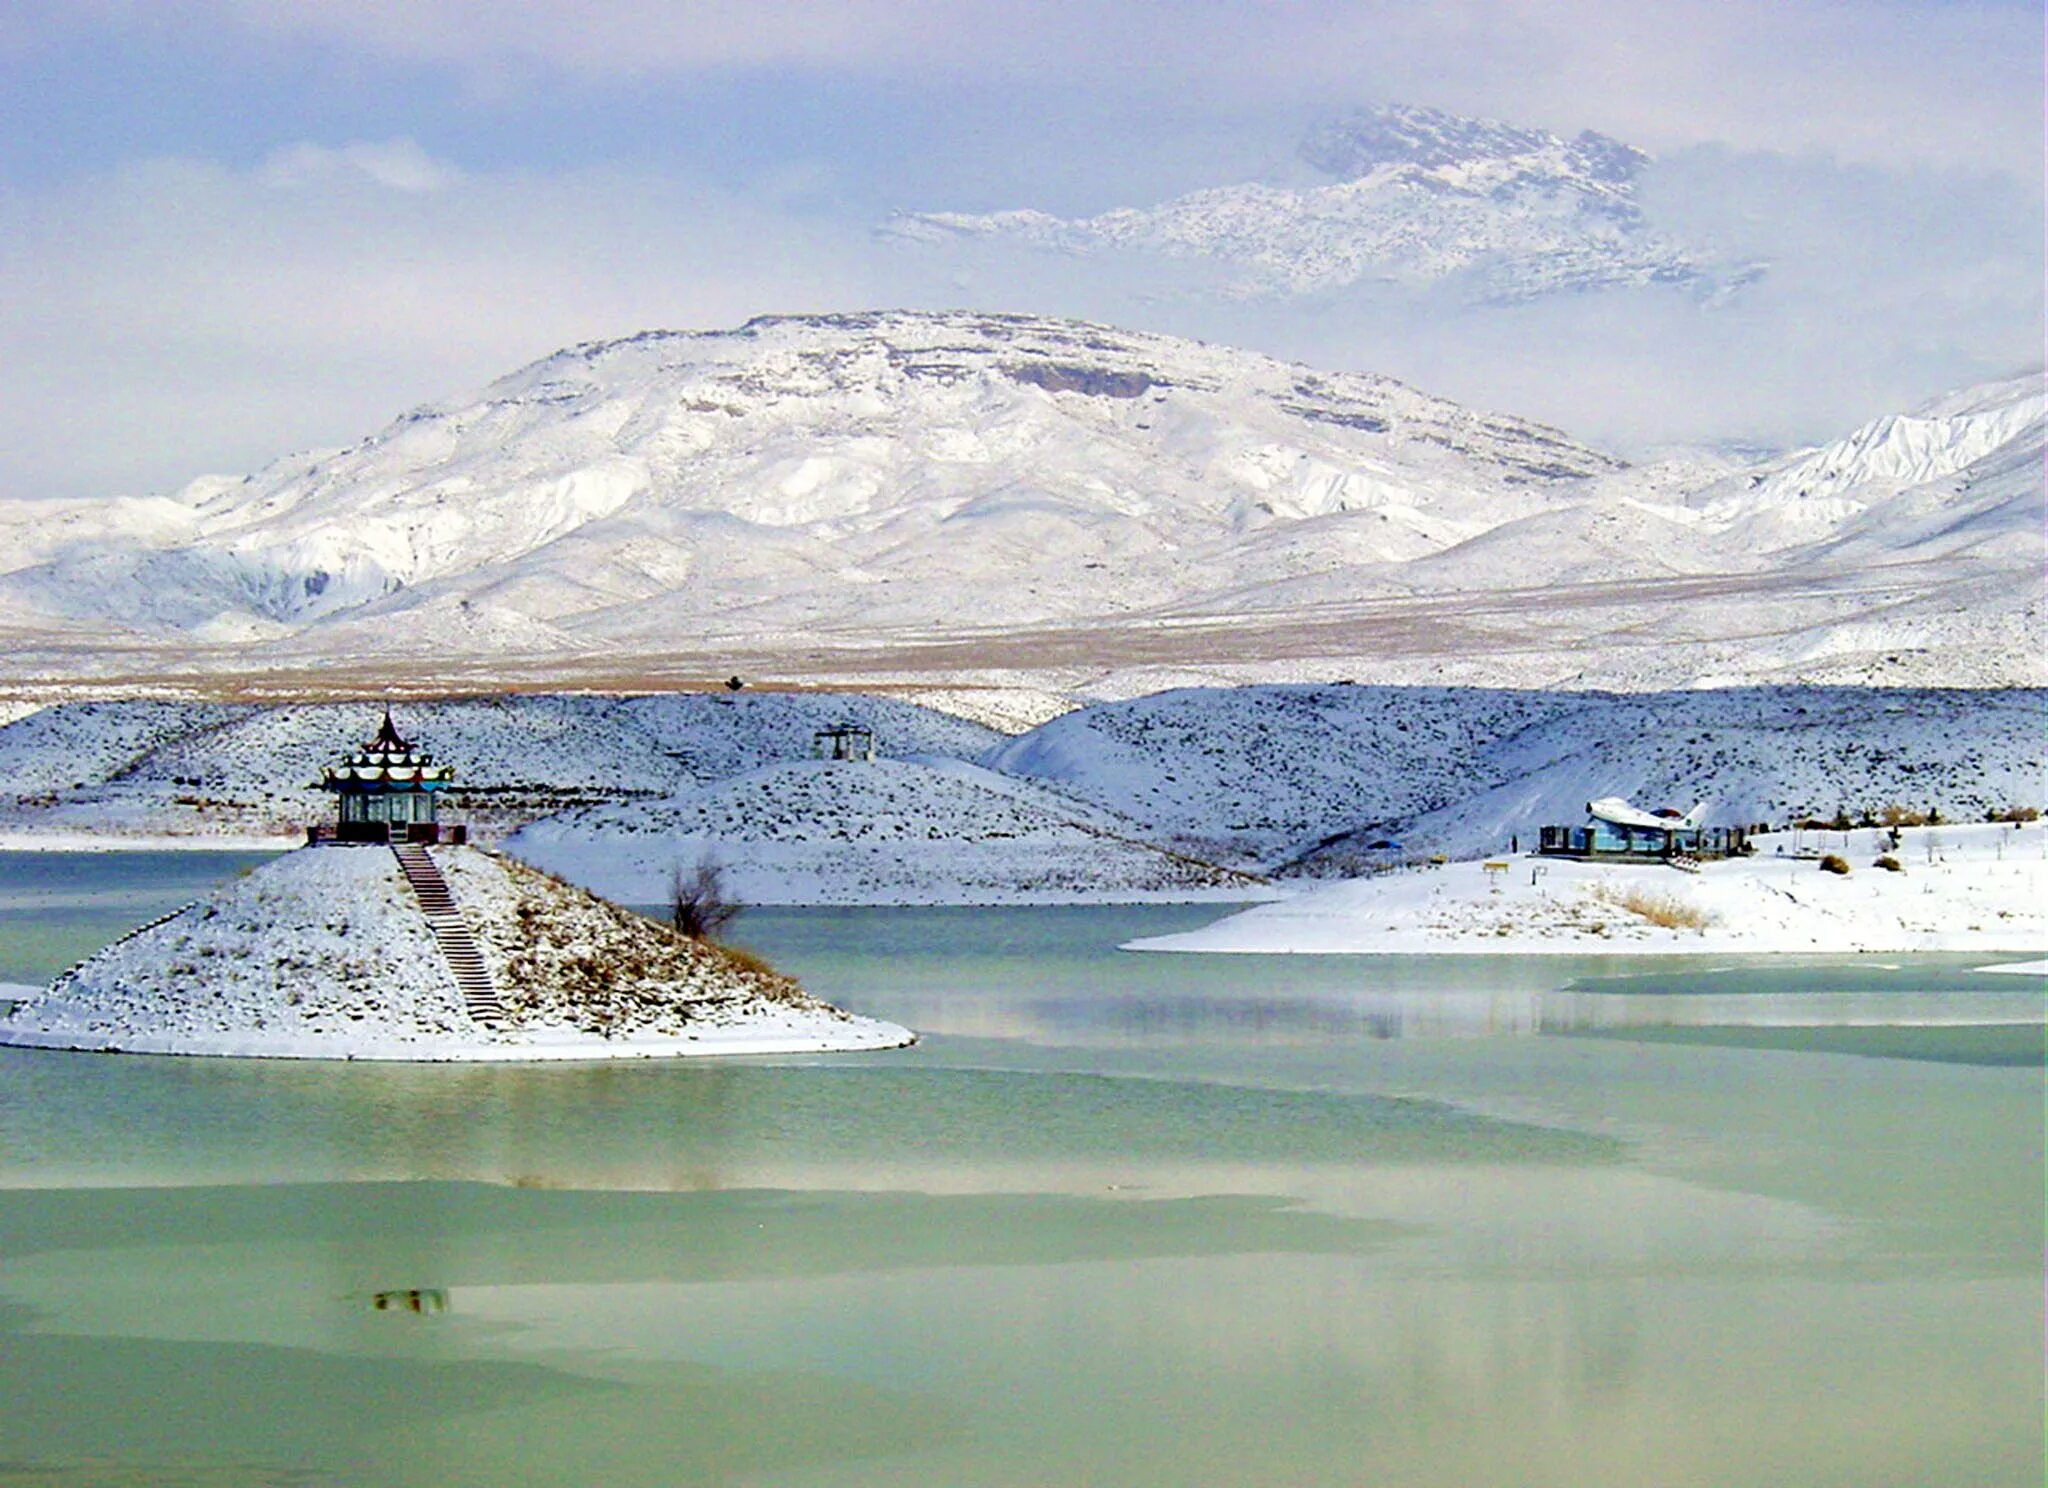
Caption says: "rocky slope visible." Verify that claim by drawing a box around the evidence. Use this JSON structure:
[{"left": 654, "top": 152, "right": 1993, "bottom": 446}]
[
  {"left": 0, "top": 684, "right": 2038, "bottom": 901},
  {"left": 986, "top": 684, "right": 2048, "bottom": 869}
]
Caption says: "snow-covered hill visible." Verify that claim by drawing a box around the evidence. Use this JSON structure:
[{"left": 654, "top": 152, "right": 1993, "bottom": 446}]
[
  {"left": 884, "top": 105, "right": 1757, "bottom": 304},
  {"left": 987, "top": 684, "right": 2048, "bottom": 869},
  {"left": 0, "top": 312, "right": 2036, "bottom": 696},
  {"left": 506, "top": 757, "right": 1265, "bottom": 904},
  {"left": 0, "top": 692, "right": 1000, "bottom": 840},
  {"left": 983, "top": 685, "right": 1561, "bottom": 865},
  {"left": 1, "top": 684, "right": 2038, "bottom": 903}
]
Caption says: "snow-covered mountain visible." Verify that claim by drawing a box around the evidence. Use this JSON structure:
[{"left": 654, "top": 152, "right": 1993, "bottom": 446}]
[
  {"left": 0, "top": 308, "right": 1620, "bottom": 659},
  {"left": 0, "top": 311, "right": 2037, "bottom": 697},
  {"left": 1688, "top": 372, "right": 2045, "bottom": 556},
  {"left": 883, "top": 104, "right": 1758, "bottom": 304}
]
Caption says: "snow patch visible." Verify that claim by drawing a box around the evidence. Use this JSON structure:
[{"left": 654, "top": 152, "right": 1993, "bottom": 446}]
[{"left": 1133, "top": 823, "right": 2048, "bottom": 956}]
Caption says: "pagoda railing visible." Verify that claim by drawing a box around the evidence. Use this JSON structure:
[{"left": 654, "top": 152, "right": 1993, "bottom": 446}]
[{"left": 307, "top": 821, "right": 467, "bottom": 846}]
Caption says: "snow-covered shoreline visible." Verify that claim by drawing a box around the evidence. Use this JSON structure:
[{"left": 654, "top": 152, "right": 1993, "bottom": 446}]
[
  {"left": 0, "top": 1003, "right": 911, "bottom": 1061},
  {"left": 0, "top": 831, "right": 300, "bottom": 853},
  {"left": 1129, "top": 823, "right": 2048, "bottom": 958}
]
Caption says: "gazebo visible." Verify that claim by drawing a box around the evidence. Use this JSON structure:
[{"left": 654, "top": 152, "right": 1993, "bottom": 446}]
[
  {"left": 314, "top": 709, "right": 463, "bottom": 844},
  {"left": 813, "top": 723, "right": 876, "bottom": 762}
]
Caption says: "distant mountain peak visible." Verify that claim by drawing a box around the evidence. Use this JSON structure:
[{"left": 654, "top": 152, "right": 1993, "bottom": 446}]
[
  {"left": 1297, "top": 103, "right": 1645, "bottom": 185},
  {"left": 882, "top": 103, "right": 1755, "bottom": 306}
]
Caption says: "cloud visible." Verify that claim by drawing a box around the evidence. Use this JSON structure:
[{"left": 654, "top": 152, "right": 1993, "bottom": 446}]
[
  {"left": 887, "top": 139, "right": 2043, "bottom": 455},
  {"left": 25, "top": 1, "right": 2039, "bottom": 178},
  {"left": 0, "top": 152, "right": 889, "bottom": 502},
  {"left": 3, "top": 138, "right": 2039, "bottom": 505},
  {"left": 258, "top": 139, "right": 460, "bottom": 193}
]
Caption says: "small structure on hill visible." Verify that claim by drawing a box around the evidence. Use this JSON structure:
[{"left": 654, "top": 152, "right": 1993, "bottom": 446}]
[
  {"left": 1537, "top": 797, "right": 1747, "bottom": 863},
  {"left": 313, "top": 708, "right": 464, "bottom": 844},
  {"left": 813, "top": 723, "right": 876, "bottom": 762}
]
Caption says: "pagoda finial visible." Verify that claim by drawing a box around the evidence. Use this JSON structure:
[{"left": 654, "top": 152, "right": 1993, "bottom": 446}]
[{"left": 371, "top": 705, "right": 408, "bottom": 753}]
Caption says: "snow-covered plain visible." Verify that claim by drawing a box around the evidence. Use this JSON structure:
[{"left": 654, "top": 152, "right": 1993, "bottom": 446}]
[
  {"left": 0, "top": 844, "right": 910, "bottom": 1060},
  {"left": 1129, "top": 823, "right": 2048, "bottom": 956}
]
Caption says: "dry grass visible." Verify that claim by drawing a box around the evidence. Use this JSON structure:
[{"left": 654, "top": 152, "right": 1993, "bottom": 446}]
[
  {"left": 1590, "top": 881, "right": 1715, "bottom": 930},
  {"left": 704, "top": 939, "right": 808, "bottom": 1003},
  {"left": 1818, "top": 854, "right": 1851, "bottom": 876},
  {"left": 707, "top": 940, "right": 778, "bottom": 980}
]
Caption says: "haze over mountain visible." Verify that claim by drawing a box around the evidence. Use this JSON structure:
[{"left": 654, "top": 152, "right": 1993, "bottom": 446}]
[
  {"left": 0, "top": 311, "right": 2036, "bottom": 700},
  {"left": 884, "top": 105, "right": 1761, "bottom": 306}
]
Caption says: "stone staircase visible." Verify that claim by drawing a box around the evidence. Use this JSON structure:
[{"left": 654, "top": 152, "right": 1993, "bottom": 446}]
[{"left": 391, "top": 843, "right": 506, "bottom": 1025}]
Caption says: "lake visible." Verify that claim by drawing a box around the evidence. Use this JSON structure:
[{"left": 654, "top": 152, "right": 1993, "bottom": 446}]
[{"left": 0, "top": 851, "right": 2041, "bottom": 1485}]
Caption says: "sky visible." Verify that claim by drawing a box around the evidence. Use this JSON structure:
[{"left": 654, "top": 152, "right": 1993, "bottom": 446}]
[{"left": 1, "top": 0, "right": 2041, "bottom": 500}]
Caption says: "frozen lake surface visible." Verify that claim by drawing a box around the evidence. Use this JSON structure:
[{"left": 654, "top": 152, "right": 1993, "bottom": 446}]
[{"left": 0, "top": 852, "right": 2041, "bottom": 1484}]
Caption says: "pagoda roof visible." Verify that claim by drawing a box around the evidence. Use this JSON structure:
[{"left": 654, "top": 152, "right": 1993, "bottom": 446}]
[{"left": 319, "top": 708, "right": 458, "bottom": 790}]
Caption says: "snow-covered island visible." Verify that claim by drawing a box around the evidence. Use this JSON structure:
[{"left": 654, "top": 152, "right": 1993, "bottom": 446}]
[
  {"left": 1129, "top": 822, "right": 2048, "bottom": 958},
  {"left": 0, "top": 714, "right": 912, "bottom": 1061},
  {"left": 0, "top": 842, "right": 911, "bottom": 1060}
]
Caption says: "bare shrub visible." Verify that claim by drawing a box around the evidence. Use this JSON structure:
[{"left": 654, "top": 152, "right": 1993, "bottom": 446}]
[
  {"left": 1989, "top": 805, "right": 2041, "bottom": 823},
  {"left": 669, "top": 856, "right": 742, "bottom": 940},
  {"left": 1590, "top": 882, "right": 1714, "bottom": 930},
  {"left": 1818, "top": 854, "right": 1851, "bottom": 876},
  {"left": 1873, "top": 855, "right": 1903, "bottom": 872}
]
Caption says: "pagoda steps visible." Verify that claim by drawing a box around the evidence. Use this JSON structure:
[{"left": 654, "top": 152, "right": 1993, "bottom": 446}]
[{"left": 391, "top": 843, "right": 507, "bottom": 1026}]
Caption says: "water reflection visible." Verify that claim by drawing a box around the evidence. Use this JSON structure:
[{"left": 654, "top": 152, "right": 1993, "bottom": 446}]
[
  {"left": 722, "top": 906, "right": 2044, "bottom": 1047},
  {"left": 0, "top": 1060, "right": 1623, "bottom": 1190},
  {"left": 372, "top": 1288, "right": 449, "bottom": 1315}
]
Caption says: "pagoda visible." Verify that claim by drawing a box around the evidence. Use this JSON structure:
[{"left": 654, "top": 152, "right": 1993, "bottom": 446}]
[{"left": 315, "top": 708, "right": 463, "bottom": 844}]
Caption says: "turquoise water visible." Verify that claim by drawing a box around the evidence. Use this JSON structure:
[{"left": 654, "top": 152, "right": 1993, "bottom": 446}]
[
  {"left": 0, "top": 848, "right": 279, "bottom": 985},
  {"left": 0, "top": 854, "right": 2041, "bottom": 1485}
]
